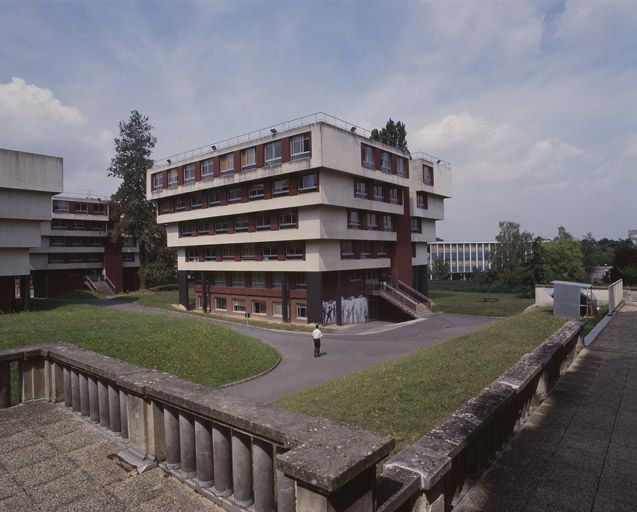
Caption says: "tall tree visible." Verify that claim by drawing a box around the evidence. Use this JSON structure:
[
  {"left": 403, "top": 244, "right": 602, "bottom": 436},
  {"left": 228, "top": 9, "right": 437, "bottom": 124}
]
[
  {"left": 491, "top": 221, "right": 534, "bottom": 290},
  {"left": 370, "top": 118, "right": 409, "bottom": 152},
  {"left": 541, "top": 238, "right": 587, "bottom": 282},
  {"left": 108, "top": 110, "right": 162, "bottom": 289}
]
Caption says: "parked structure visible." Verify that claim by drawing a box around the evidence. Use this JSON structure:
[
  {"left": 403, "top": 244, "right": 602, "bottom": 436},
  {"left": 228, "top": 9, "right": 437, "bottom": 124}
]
[
  {"left": 147, "top": 113, "right": 452, "bottom": 324},
  {"left": 428, "top": 240, "right": 498, "bottom": 280},
  {"left": 0, "top": 149, "right": 63, "bottom": 310}
]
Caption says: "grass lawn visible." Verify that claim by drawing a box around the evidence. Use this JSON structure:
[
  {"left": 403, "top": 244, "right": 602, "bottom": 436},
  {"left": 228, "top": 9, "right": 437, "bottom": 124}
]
[
  {"left": 429, "top": 290, "right": 533, "bottom": 316},
  {"left": 275, "top": 309, "right": 565, "bottom": 450},
  {"left": 0, "top": 302, "right": 279, "bottom": 388}
]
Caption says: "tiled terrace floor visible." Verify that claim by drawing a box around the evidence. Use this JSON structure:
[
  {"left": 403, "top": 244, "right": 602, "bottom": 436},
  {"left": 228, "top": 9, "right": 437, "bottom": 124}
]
[{"left": 0, "top": 401, "right": 222, "bottom": 511}]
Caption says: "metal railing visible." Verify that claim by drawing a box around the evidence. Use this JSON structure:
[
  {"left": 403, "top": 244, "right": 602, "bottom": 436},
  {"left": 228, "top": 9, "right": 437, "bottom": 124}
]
[
  {"left": 411, "top": 151, "right": 451, "bottom": 168},
  {"left": 608, "top": 279, "right": 624, "bottom": 314},
  {"left": 395, "top": 280, "right": 433, "bottom": 308}
]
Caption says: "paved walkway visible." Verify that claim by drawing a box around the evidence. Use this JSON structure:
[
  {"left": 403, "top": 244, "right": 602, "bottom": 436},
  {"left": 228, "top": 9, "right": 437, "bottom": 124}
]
[
  {"left": 0, "top": 401, "right": 221, "bottom": 512},
  {"left": 455, "top": 303, "right": 637, "bottom": 512}
]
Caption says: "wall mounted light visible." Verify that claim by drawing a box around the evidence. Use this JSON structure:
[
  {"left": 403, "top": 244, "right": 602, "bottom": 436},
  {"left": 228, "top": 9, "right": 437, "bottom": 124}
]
[{"left": 270, "top": 128, "right": 277, "bottom": 134}]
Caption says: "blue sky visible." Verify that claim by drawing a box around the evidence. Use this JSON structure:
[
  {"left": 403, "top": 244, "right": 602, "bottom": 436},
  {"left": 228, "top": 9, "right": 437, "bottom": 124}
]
[{"left": 1, "top": 0, "right": 636, "bottom": 241}]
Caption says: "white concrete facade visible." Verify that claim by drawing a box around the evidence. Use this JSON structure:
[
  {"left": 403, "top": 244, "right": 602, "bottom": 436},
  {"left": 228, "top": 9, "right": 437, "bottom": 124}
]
[{"left": 428, "top": 241, "right": 499, "bottom": 279}]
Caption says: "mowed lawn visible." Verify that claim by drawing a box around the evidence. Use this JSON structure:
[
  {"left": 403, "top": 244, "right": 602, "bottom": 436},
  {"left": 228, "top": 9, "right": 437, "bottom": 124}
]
[
  {"left": 0, "top": 302, "right": 279, "bottom": 388},
  {"left": 275, "top": 309, "right": 565, "bottom": 450},
  {"left": 429, "top": 290, "right": 533, "bottom": 316}
]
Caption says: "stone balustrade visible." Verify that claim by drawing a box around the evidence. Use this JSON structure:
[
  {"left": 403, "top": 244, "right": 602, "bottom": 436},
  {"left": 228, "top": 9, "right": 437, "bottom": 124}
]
[{"left": 0, "top": 343, "right": 393, "bottom": 512}]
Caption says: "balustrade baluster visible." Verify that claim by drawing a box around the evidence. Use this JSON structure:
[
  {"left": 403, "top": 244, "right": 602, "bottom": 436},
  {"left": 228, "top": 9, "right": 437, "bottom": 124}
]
[
  {"left": 212, "top": 424, "right": 232, "bottom": 497},
  {"left": 253, "top": 438, "right": 274, "bottom": 512},
  {"left": 232, "top": 431, "right": 254, "bottom": 507},
  {"left": 195, "top": 418, "right": 213, "bottom": 488},
  {"left": 179, "top": 413, "right": 196, "bottom": 479},
  {"left": 97, "top": 380, "right": 109, "bottom": 428},
  {"left": 164, "top": 406, "right": 181, "bottom": 470},
  {"left": 63, "top": 367, "right": 72, "bottom": 408},
  {"left": 108, "top": 385, "right": 121, "bottom": 434},
  {"left": 79, "top": 373, "right": 90, "bottom": 416},
  {"left": 88, "top": 376, "right": 99, "bottom": 422}
]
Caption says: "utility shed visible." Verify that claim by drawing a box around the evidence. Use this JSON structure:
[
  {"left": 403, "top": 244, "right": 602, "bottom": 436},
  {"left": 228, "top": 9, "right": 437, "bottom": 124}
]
[{"left": 553, "top": 280, "right": 595, "bottom": 318}]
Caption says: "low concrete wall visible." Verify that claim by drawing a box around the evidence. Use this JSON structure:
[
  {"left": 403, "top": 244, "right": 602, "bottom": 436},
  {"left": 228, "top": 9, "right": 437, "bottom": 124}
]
[{"left": 535, "top": 283, "right": 611, "bottom": 307}]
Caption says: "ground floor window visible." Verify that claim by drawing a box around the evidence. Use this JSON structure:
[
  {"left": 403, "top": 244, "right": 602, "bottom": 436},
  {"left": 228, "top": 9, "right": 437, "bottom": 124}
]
[
  {"left": 252, "top": 300, "right": 267, "bottom": 315},
  {"left": 215, "top": 297, "right": 227, "bottom": 310},
  {"left": 273, "top": 301, "right": 283, "bottom": 317},
  {"left": 233, "top": 298, "right": 246, "bottom": 313},
  {"left": 296, "top": 302, "right": 307, "bottom": 320}
]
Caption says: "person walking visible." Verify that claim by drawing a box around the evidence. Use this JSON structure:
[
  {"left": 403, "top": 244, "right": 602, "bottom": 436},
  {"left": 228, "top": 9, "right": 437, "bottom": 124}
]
[{"left": 312, "top": 324, "right": 323, "bottom": 357}]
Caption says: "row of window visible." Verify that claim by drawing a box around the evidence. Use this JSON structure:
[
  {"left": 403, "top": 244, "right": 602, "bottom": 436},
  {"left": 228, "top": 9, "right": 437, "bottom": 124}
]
[
  {"left": 204, "top": 297, "right": 307, "bottom": 320},
  {"left": 347, "top": 210, "right": 395, "bottom": 231},
  {"left": 340, "top": 240, "right": 390, "bottom": 259},
  {"left": 179, "top": 209, "right": 298, "bottom": 237},
  {"left": 52, "top": 201, "right": 107, "bottom": 215},
  {"left": 47, "top": 254, "right": 103, "bottom": 264},
  {"left": 51, "top": 219, "right": 106, "bottom": 231},
  {"left": 193, "top": 271, "right": 307, "bottom": 289},
  {"left": 152, "top": 133, "right": 312, "bottom": 191},
  {"left": 185, "top": 241, "right": 306, "bottom": 262},
  {"left": 49, "top": 236, "right": 104, "bottom": 248},
  {"left": 353, "top": 179, "right": 403, "bottom": 204},
  {"left": 361, "top": 144, "right": 409, "bottom": 177}
]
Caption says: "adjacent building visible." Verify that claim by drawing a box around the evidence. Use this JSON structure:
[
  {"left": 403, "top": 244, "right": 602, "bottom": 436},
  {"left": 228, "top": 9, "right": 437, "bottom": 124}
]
[
  {"left": 147, "top": 114, "right": 452, "bottom": 324},
  {"left": 428, "top": 241, "right": 499, "bottom": 280}
]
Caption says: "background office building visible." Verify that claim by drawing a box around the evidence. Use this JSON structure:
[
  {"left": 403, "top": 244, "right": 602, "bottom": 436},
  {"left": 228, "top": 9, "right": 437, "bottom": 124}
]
[
  {"left": 147, "top": 114, "right": 452, "bottom": 324},
  {"left": 428, "top": 241, "right": 499, "bottom": 280}
]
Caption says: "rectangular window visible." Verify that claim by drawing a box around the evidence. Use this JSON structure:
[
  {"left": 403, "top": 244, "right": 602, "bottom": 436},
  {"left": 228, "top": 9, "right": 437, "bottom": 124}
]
[
  {"left": 48, "top": 254, "right": 65, "bottom": 263},
  {"left": 175, "top": 197, "right": 186, "bottom": 211},
  {"left": 272, "top": 178, "right": 289, "bottom": 196},
  {"left": 389, "top": 188, "right": 400, "bottom": 204},
  {"left": 423, "top": 165, "right": 434, "bottom": 186},
  {"left": 296, "top": 303, "right": 307, "bottom": 320},
  {"left": 397, "top": 158, "right": 405, "bottom": 177},
  {"left": 160, "top": 200, "right": 171, "bottom": 214},
  {"left": 265, "top": 141, "right": 282, "bottom": 165},
  {"left": 373, "top": 185, "right": 384, "bottom": 201},
  {"left": 362, "top": 145, "right": 374, "bottom": 168},
  {"left": 350, "top": 270, "right": 362, "bottom": 281},
  {"left": 205, "top": 246, "right": 215, "bottom": 261},
  {"left": 152, "top": 173, "right": 163, "bottom": 191},
  {"left": 215, "top": 219, "right": 228, "bottom": 233},
  {"left": 249, "top": 183, "right": 264, "bottom": 200},
  {"left": 348, "top": 210, "right": 361, "bottom": 229},
  {"left": 220, "top": 154, "right": 234, "bottom": 175},
  {"left": 168, "top": 169, "right": 178, "bottom": 187},
  {"left": 208, "top": 189, "right": 221, "bottom": 206},
  {"left": 361, "top": 241, "right": 371, "bottom": 259},
  {"left": 198, "top": 221, "right": 209, "bottom": 235},
  {"left": 235, "top": 215, "right": 249, "bottom": 231},
  {"left": 252, "top": 272, "right": 266, "bottom": 288},
  {"left": 279, "top": 209, "right": 297, "bottom": 228},
  {"left": 50, "top": 236, "right": 66, "bottom": 247},
  {"left": 221, "top": 246, "right": 234, "bottom": 260},
  {"left": 184, "top": 163, "right": 195, "bottom": 182},
  {"left": 299, "top": 173, "right": 318, "bottom": 192},
  {"left": 232, "top": 273, "right": 245, "bottom": 287},
  {"left": 53, "top": 201, "right": 69, "bottom": 213},
  {"left": 366, "top": 213, "right": 378, "bottom": 230},
  {"left": 227, "top": 187, "right": 242, "bottom": 203},
  {"left": 186, "top": 248, "right": 198, "bottom": 262},
  {"left": 381, "top": 151, "right": 391, "bottom": 173},
  {"left": 74, "top": 203, "right": 88, "bottom": 214},
  {"left": 241, "top": 244, "right": 255, "bottom": 260},
  {"left": 417, "top": 191, "right": 428, "bottom": 209},
  {"left": 215, "top": 297, "right": 227, "bottom": 310},
  {"left": 286, "top": 241, "right": 305, "bottom": 259},
  {"left": 180, "top": 222, "right": 192, "bottom": 237},
  {"left": 294, "top": 273, "right": 307, "bottom": 289},
  {"left": 273, "top": 301, "right": 283, "bottom": 317},
  {"left": 72, "top": 237, "right": 84, "bottom": 246},
  {"left": 341, "top": 240, "right": 354, "bottom": 258},
  {"left": 191, "top": 194, "right": 203, "bottom": 209},
  {"left": 375, "top": 242, "right": 388, "bottom": 257},
  {"left": 213, "top": 272, "right": 226, "bottom": 286},
  {"left": 290, "top": 133, "right": 311, "bottom": 158},
  {"left": 354, "top": 180, "right": 368, "bottom": 198},
  {"left": 201, "top": 159, "right": 213, "bottom": 179},
  {"left": 52, "top": 219, "right": 67, "bottom": 230},
  {"left": 241, "top": 147, "right": 256, "bottom": 171},
  {"left": 93, "top": 204, "right": 106, "bottom": 215},
  {"left": 383, "top": 215, "right": 394, "bottom": 231},
  {"left": 252, "top": 300, "right": 267, "bottom": 315},
  {"left": 255, "top": 213, "right": 270, "bottom": 230},
  {"left": 411, "top": 217, "right": 422, "bottom": 233},
  {"left": 263, "top": 244, "right": 278, "bottom": 260},
  {"left": 271, "top": 272, "right": 283, "bottom": 288}
]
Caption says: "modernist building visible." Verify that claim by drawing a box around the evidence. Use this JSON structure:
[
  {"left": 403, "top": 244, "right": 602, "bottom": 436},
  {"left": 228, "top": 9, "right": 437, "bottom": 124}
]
[
  {"left": 0, "top": 149, "right": 63, "bottom": 310},
  {"left": 147, "top": 114, "right": 452, "bottom": 324},
  {"left": 428, "top": 241, "right": 499, "bottom": 280},
  {"left": 30, "top": 194, "right": 140, "bottom": 297}
]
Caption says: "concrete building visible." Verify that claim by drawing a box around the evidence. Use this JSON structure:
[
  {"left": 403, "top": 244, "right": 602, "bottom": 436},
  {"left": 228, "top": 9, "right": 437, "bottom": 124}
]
[
  {"left": 147, "top": 113, "right": 451, "bottom": 324},
  {"left": 0, "top": 149, "right": 63, "bottom": 310},
  {"left": 428, "top": 241, "right": 499, "bottom": 280},
  {"left": 629, "top": 229, "right": 637, "bottom": 246},
  {"left": 30, "top": 194, "right": 140, "bottom": 297}
]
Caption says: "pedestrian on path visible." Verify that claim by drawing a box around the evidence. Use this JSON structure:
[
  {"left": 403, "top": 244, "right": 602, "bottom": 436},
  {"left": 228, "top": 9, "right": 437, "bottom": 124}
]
[{"left": 312, "top": 324, "right": 322, "bottom": 357}]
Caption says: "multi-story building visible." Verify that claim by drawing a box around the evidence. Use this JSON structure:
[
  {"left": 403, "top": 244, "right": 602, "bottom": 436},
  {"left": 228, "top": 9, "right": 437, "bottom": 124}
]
[
  {"left": 30, "top": 194, "right": 140, "bottom": 297},
  {"left": 0, "top": 149, "right": 63, "bottom": 310},
  {"left": 147, "top": 113, "right": 452, "bottom": 324},
  {"left": 428, "top": 241, "right": 499, "bottom": 280}
]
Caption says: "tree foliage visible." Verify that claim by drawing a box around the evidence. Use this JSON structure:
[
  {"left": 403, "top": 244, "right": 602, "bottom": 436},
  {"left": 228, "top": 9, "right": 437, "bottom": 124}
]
[
  {"left": 431, "top": 258, "right": 450, "bottom": 280},
  {"left": 370, "top": 118, "right": 408, "bottom": 152},
  {"left": 541, "top": 238, "right": 587, "bottom": 282}
]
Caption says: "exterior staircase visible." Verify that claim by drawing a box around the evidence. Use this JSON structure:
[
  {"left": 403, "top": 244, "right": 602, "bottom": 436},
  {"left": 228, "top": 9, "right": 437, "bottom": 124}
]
[
  {"left": 366, "top": 279, "right": 433, "bottom": 319},
  {"left": 84, "top": 275, "right": 116, "bottom": 295}
]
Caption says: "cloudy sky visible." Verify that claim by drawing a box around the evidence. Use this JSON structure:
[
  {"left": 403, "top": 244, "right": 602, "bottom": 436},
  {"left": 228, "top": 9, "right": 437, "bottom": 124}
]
[{"left": 1, "top": 0, "right": 635, "bottom": 241}]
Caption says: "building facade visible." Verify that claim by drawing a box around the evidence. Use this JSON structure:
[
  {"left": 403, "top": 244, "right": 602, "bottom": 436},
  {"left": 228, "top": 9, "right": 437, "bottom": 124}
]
[
  {"left": 428, "top": 241, "right": 499, "bottom": 280},
  {"left": 147, "top": 114, "right": 451, "bottom": 324},
  {"left": 0, "top": 149, "right": 63, "bottom": 310}
]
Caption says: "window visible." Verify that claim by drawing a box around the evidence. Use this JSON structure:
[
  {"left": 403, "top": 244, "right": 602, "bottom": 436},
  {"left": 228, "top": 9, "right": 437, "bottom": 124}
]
[
  {"left": 255, "top": 213, "right": 270, "bottom": 230},
  {"left": 205, "top": 247, "right": 215, "bottom": 261},
  {"left": 73, "top": 203, "right": 87, "bottom": 214},
  {"left": 286, "top": 241, "right": 305, "bottom": 259},
  {"left": 186, "top": 248, "right": 198, "bottom": 262},
  {"left": 360, "top": 241, "right": 371, "bottom": 259},
  {"left": 271, "top": 272, "right": 283, "bottom": 289},
  {"left": 180, "top": 222, "right": 193, "bottom": 237},
  {"left": 215, "top": 219, "right": 228, "bottom": 233},
  {"left": 299, "top": 173, "right": 318, "bottom": 192},
  {"left": 184, "top": 164, "right": 195, "bottom": 182},
  {"left": 263, "top": 244, "right": 278, "bottom": 260},
  {"left": 201, "top": 159, "right": 213, "bottom": 179},
  {"left": 279, "top": 209, "right": 297, "bottom": 228},
  {"left": 252, "top": 272, "right": 266, "bottom": 288},
  {"left": 349, "top": 270, "right": 362, "bottom": 282},
  {"left": 69, "top": 254, "right": 85, "bottom": 263},
  {"left": 375, "top": 242, "right": 388, "bottom": 258},
  {"left": 389, "top": 188, "right": 400, "bottom": 204},
  {"left": 273, "top": 178, "right": 289, "bottom": 196},
  {"left": 373, "top": 185, "right": 384, "bottom": 200},
  {"left": 208, "top": 189, "right": 221, "bottom": 206},
  {"left": 355, "top": 180, "right": 368, "bottom": 198},
  {"left": 417, "top": 192, "right": 428, "bottom": 209},
  {"left": 397, "top": 158, "right": 405, "bottom": 177},
  {"left": 198, "top": 221, "right": 209, "bottom": 235},
  {"left": 175, "top": 197, "right": 186, "bottom": 211},
  {"left": 52, "top": 219, "right": 67, "bottom": 230},
  {"left": 381, "top": 151, "right": 391, "bottom": 173},
  {"left": 72, "top": 237, "right": 83, "bottom": 246},
  {"left": 120, "top": 253, "right": 134, "bottom": 262},
  {"left": 233, "top": 298, "right": 246, "bottom": 313},
  {"left": 94, "top": 204, "right": 106, "bottom": 215},
  {"left": 294, "top": 273, "right": 307, "bottom": 289},
  {"left": 168, "top": 169, "right": 178, "bottom": 187},
  {"left": 50, "top": 236, "right": 66, "bottom": 247},
  {"left": 220, "top": 154, "right": 234, "bottom": 175},
  {"left": 249, "top": 183, "right": 264, "bottom": 200},
  {"left": 191, "top": 194, "right": 203, "bottom": 209},
  {"left": 296, "top": 303, "right": 307, "bottom": 320},
  {"left": 423, "top": 165, "right": 434, "bottom": 186},
  {"left": 53, "top": 201, "right": 69, "bottom": 213},
  {"left": 241, "top": 244, "right": 255, "bottom": 260},
  {"left": 160, "top": 200, "right": 171, "bottom": 214},
  {"left": 231, "top": 273, "right": 245, "bottom": 287},
  {"left": 411, "top": 217, "right": 422, "bottom": 233},
  {"left": 221, "top": 246, "right": 234, "bottom": 260},
  {"left": 383, "top": 215, "right": 394, "bottom": 231},
  {"left": 227, "top": 187, "right": 242, "bottom": 203},
  {"left": 215, "top": 297, "right": 227, "bottom": 310},
  {"left": 341, "top": 240, "right": 354, "bottom": 258},
  {"left": 265, "top": 140, "right": 282, "bottom": 165},
  {"left": 348, "top": 210, "right": 361, "bottom": 229},
  {"left": 235, "top": 215, "right": 249, "bottom": 231},
  {"left": 273, "top": 301, "right": 283, "bottom": 317},
  {"left": 152, "top": 173, "right": 163, "bottom": 191},
  {"left": 290, "top": 133, "right": 311, "bottom": 158},
  {"left": 366, "top": 213, "right": 378, "bottom": 230},
  {"left": 213, "top": 272, "right": 226, "bottom": 286},
  {"left": 252, "top": 300, "right": 267, "bottom": 315},
  {"left": 241, "top": 147, "right": 256, "bottom": 171},
  {"left": 362, "top": 145, "right": 374, "bottom": 168},
  {"left": 48, "top": 254, "right": 65, "bottom": 263}
]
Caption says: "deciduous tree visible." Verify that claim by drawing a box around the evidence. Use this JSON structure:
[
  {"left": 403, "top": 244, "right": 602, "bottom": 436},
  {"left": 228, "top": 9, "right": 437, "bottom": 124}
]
[{"left": 370, "top": 118, "right": 409, "bottom": 152}]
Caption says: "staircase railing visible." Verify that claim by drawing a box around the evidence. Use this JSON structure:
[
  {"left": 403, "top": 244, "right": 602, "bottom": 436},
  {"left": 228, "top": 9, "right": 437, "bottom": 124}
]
[
  {"left": 395, "top": 280, "right": 433, "bottom": 308},
  {"left": 104, "top": 274, "right": 116, "bottom": 293},
  {"left": 83, "top": 275, "right": 98, "bottom": 292}
]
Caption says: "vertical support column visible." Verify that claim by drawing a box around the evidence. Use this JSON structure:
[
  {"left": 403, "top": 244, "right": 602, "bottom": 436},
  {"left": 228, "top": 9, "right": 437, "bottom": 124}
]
[
  {"left": 336, "top": 271, "right": 343, "bottom": 325},
  {"left": 276, "top": 464, "right": 296, "bottom": 512},
  {"left": 0, "top": 361, "right": 10, "bottom": 409},
  {"left": 232, "top": 431, "right": 254, "bottom": 507},
  {"left": 195, "top": 418, "right": 213, "bottom": 488},
  {"left": 306, "top": 272, "right": 323, "bottom": 325},
  {"left": 51, "top": 362, "right": 65, "bottom": 402},
  {"left": 71, "top": 370, "right": 80, "bottom": 412},
  {"left": 201, "top": 272, "right": 208, "bottom": 312},
  {"left": 164, "top": 406, "right": 181, "bottom": 470},
  {"left": 212, "top": 424, "right": 232, "bottom": 497},
  {"left": 282, "top": 273, "right": 290, "bottom": 323},
  {"left": 119, "top": 390, "right": 129, "bottom": 439},
  {"left": 98, "top": 380, "right": 110, "bottom": 428},
  {"left": 20, "top": 360, "right": 33, "bottom": 402},
  {"left": 20, "top": 275, "right": 30, "bottom": 311},
  {"left": 88, "top": 376, "right": 99, "bottom": 422},
  {"left": 63, "top": 367, "right": 72, "bottom": 408},
  {"left": 108, "top": 385, "right": 121, "bottom": 434},
  {"left": 178, "top": 271, "right": 189, "bottom": 309},
  {"left": 44, "top": 360, "right": 52, "bottom": 401},
  {"left": 295, "top": 466, "right": 376, "bottom": 512},
  {"left": 79, "top": 373, "right": 90, "bottom": 416},
  {"left": 253, "top": 439, "right": 274, "bottom": 512},
  {"left": 33, "top": 359, "right": 45, "bottom": 399},
  {"left": 179, "top": 413, "right": 196, "bottom": 479}
]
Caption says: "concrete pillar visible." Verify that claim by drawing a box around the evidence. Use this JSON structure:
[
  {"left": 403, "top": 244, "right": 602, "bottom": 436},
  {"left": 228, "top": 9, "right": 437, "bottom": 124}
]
[
  {"left": 44, "top": 360, "right": 52, "bottom": 401},
  {"left": 276, "top": 467, "right": 296, "bottom": 512},
  {"left": 98, "top": 380, "right": 110, "bottom": 428},
  {"left": 306, "top": 272, "right": 323, "bottom": 325},
  {"left": 119, "top": 390, "right": 129, "bottom": 439},
  {"left": 178, "top": 271, "right": 189, "bottom": 309},
  {"left": 52, "top": 362, "right": 64, "bottom": 402},
  {"left": 179, "top": 413, "right": 196, "bottom": 479},
  {"left": 0, "top": 361, "right": 10, "bottom": 409},
  {"left": 63, "top": 367, "right": 72, "bottom": 408},
  {"left": 88, "top": 376, "right": 99, "bottom": 422},
  {"left": 108, "top": 385, "right": 121, "bottom": 434},
  {"left": 79, "top": 373, "right": 90, "bottom": 416},
  {"left": 195, "top": 418, "right": 213, "bottom": 488},
  {"left": 232, "top": 431, "right": 253, "bottom": 507},
  {"left": 212, "top": 424, "right": 232, "bottom": 497},
  {"left": 336, "top": 271, "right": 343, "bottom": 325},
  {"left": 71, "top": 370, "right": 80, "bottom": 412},
  {"left": 33, "top": 359, "right": 45, "bottom": 399},
  {"left": 282, "top": 274, "right": 290, "bottom": 322},
  {"left": 20, "top": 360, "right": 33, "bottom": 402},
  {"left": 253, "top": 439, "right": 274, "bottom": 512},
  {"left": 164, "top": 406, "right": 181, "bottom": 469},
  {"left": 295, "top": 466, "right": 376, "bottom": 512}
]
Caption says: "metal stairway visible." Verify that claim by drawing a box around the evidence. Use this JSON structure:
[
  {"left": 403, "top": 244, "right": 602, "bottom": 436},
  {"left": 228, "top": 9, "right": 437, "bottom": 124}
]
[
  {"left": 84, "top": 275, "right": 116, "bottom": 295},
  {"left": 366, "top": 279, "right": 433, "bottom": 319}
]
